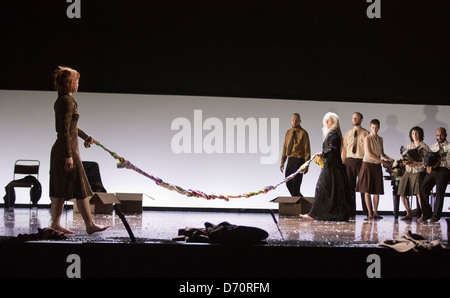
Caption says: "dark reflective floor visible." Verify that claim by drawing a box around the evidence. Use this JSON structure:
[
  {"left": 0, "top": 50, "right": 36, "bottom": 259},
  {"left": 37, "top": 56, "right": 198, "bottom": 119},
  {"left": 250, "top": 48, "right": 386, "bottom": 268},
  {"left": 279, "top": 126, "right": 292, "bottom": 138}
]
[{"left": 1, "top": 207, "right": 448, "bottom": 247}]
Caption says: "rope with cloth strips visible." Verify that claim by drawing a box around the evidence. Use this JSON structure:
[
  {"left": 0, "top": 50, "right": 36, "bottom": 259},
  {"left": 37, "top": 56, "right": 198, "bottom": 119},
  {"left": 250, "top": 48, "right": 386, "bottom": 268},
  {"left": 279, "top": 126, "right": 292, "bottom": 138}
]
[{"left": 84, "top": 137, "right": 323, "bottom": 201}]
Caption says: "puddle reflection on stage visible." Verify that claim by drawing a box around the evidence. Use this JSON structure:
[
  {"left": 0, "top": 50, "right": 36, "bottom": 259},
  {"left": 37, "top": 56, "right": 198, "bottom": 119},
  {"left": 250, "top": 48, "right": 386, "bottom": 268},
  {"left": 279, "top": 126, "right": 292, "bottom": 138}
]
[{"left": 1, "top": 208, "right": 448, "bottom": 247}]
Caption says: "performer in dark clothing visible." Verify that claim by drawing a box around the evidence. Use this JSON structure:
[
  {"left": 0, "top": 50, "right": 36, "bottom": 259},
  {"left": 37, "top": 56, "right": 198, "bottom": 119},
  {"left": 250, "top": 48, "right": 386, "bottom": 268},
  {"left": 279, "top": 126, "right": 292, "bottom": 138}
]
[
  {"left": 300, "top": 113, "right": 353, "bottom": 221},
  {"left": 419, "top": 127, "right": 450, "bottom": 222},
  {"left": 280, "top": 113, "right": 311, "bottom": 197}
]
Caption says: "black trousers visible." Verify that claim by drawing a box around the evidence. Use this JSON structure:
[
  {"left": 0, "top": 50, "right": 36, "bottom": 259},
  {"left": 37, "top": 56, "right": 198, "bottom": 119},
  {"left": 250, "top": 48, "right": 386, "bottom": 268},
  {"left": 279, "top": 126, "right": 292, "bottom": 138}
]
[
  {"left": 344, "top": 157, "right": 368, "bottom": 216},
  {"left": 285, "top": 157, "right": 305, "bottom": 197},
  {"left": 419, "top": 167, "right": 449, "bottom": 220}
]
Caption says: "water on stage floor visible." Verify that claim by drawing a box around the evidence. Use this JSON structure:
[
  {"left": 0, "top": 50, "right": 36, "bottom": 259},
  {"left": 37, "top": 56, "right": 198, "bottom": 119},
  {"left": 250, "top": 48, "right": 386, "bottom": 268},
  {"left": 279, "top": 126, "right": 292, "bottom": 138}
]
[{"left": 1, "top": 207, "right": 448, "bottom": 247}]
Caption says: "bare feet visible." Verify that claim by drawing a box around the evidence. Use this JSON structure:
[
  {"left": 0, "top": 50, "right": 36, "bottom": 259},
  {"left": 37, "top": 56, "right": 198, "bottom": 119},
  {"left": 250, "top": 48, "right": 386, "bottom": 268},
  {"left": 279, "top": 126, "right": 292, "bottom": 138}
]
[
  {"left": 401, "top": 214, "right": 413, "bottom": 221},
  {"left": 299, "top": 213, "right": 314, "bottom": 220},
  {"left": 417, "top": 216, "right": 428, "bottom": 223},
  {"left": 51, "top": 224, "right": 75, "bottom": 234},
  {"left": 86, "top": 224, "right": 109, "bottom": 235},
  {"left": 373, "top": 213, "right": 383, "bottom": 220}
]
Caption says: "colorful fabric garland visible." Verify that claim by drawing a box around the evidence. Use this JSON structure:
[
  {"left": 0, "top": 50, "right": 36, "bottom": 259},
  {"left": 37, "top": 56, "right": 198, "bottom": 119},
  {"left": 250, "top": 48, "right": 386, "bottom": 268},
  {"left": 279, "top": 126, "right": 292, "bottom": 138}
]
[{"left": 85, "top": 137, "right": 323, "bottom": 201}]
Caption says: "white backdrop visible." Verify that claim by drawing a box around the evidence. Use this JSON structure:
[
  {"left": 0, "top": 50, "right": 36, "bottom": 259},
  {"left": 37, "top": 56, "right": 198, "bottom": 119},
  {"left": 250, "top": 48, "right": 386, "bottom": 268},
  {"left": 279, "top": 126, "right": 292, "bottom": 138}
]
[{"left": 1, "top": 90, "right": 448, "bottom": 211}]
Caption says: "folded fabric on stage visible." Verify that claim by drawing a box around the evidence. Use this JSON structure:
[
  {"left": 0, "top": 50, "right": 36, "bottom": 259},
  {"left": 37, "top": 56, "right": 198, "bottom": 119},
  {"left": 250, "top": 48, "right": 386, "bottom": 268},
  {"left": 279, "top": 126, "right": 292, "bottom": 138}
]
[
  {"left": 378, "top": 230, "right": 445, "bottom": 252},
  {"left": 85, "top": 136, "right": 323, "bottom": 201}
]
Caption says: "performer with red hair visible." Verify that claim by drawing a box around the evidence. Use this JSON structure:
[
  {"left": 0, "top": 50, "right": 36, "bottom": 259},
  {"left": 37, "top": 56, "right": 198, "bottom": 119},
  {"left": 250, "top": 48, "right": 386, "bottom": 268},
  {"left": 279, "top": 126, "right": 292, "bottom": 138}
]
[{"left": 50, "top": 66, "right": 108, "bottom": 234}]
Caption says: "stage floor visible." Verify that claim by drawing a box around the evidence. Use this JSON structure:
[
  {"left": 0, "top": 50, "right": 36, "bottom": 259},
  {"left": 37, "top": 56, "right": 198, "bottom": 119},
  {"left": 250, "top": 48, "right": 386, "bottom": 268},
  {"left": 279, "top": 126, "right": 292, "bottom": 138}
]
[
  {"left": 1, "top": 207, "right": 448, "bottom": 247},
  {"left": 1, "top": 207, "right": 450, "bottom": 280}
]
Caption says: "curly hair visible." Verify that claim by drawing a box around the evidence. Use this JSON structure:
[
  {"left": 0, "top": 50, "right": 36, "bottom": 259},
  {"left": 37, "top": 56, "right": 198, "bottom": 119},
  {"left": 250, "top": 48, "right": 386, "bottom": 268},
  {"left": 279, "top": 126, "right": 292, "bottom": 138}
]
[{"left": 409, "top": 126, "right": 424, "bottom": 142}]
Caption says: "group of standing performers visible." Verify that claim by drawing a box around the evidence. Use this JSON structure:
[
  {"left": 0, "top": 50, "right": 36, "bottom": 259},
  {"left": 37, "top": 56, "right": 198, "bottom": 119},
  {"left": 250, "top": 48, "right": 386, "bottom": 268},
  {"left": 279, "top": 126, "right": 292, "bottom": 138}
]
[
  {"left": 281, "top": 112, "right": 450, "bottom": 222},
  {"left": 49, "top": 66, "right": 448, "bottom": 235}
]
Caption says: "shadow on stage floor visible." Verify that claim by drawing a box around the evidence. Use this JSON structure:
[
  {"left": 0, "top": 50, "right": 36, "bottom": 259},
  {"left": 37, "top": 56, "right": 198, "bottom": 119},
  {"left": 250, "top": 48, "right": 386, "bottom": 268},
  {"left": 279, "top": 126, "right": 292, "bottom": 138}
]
[{"left": 1, "top": 207, "right": 449, "bottom": 279}]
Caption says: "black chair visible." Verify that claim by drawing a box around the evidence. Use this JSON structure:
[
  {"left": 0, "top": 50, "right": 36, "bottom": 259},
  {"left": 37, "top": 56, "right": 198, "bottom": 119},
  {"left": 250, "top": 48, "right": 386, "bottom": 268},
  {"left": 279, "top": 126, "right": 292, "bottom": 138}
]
[
  {"left": 82, "top": 161, "right": 107, "bottom": 193},
  {"left": 3, "top": 160, "right": 41, "bottom": 208}
]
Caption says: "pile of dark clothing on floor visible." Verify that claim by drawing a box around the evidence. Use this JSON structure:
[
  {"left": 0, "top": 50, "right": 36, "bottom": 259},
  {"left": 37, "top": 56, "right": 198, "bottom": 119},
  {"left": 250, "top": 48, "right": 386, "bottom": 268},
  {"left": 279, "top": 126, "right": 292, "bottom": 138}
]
[
  {"left": 173, "top": 222, "right": 268, "bottom": 245},
  {"left": 11, "top": 228, "right": 68, "bottom": 242}
]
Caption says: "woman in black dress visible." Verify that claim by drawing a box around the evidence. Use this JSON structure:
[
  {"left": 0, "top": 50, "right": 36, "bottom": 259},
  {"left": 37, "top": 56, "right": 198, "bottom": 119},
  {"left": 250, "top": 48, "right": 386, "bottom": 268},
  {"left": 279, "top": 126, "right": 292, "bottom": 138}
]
[{"left": 300, "top": 112, "right": 353, "bottom": 221}]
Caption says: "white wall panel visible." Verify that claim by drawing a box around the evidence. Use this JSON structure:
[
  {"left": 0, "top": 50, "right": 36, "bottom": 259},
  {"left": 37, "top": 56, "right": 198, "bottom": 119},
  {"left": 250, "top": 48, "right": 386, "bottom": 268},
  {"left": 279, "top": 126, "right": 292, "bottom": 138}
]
[{"left": 1, "top": 90, "right": 448, "bottom": 211}]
